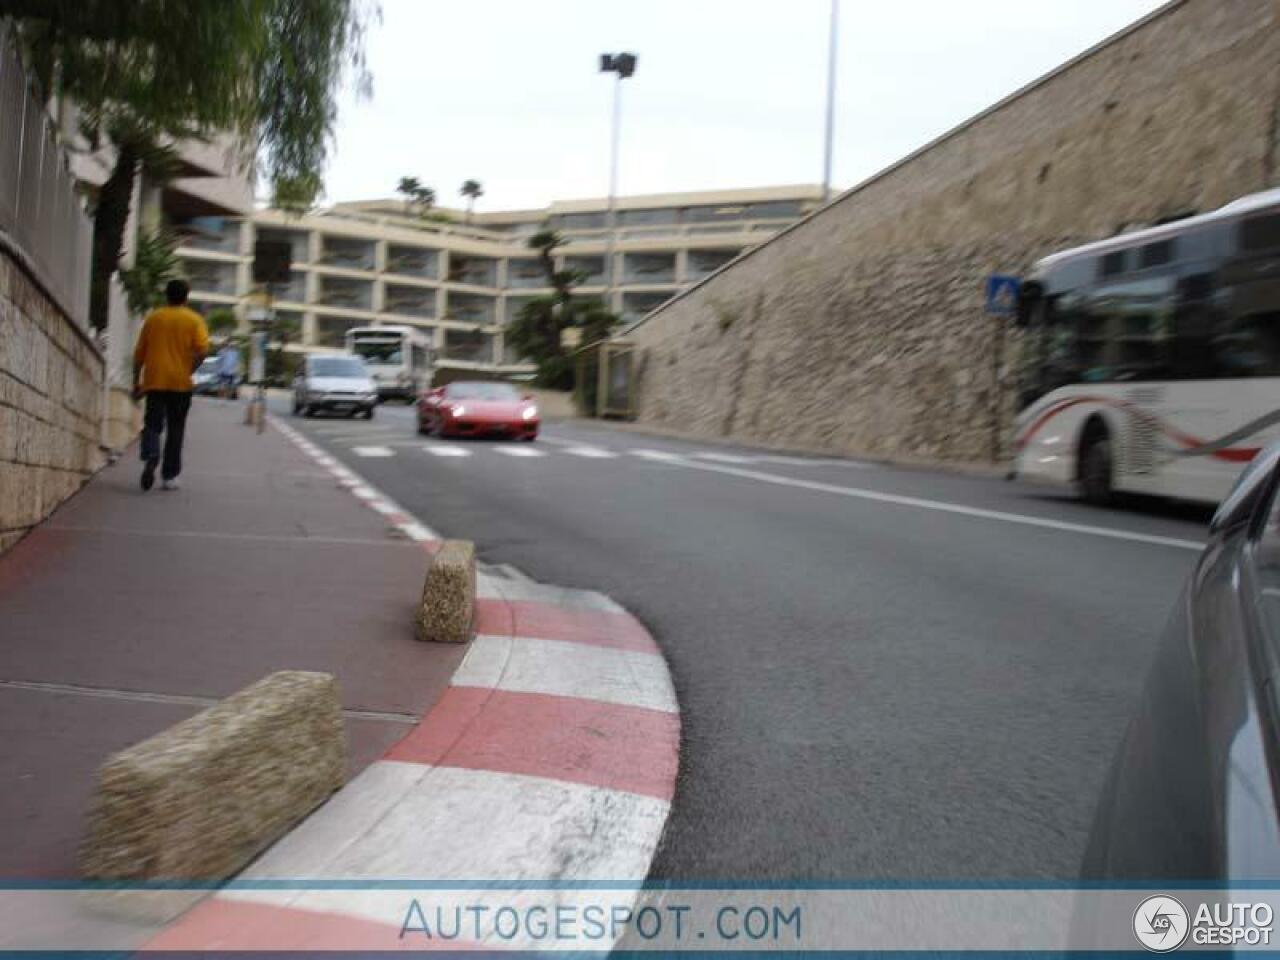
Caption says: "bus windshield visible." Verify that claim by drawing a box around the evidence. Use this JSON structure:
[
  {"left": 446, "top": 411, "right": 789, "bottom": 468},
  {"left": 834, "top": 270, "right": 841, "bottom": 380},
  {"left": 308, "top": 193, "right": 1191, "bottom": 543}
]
[{"left": 351, "top": 338, "right": 403, "bottom": 365}]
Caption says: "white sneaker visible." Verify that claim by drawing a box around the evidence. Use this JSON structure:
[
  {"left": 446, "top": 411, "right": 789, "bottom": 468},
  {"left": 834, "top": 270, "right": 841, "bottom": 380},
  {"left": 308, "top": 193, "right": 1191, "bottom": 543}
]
[{"left": 160, "top": 478, "right": 181, "bottom": 491}]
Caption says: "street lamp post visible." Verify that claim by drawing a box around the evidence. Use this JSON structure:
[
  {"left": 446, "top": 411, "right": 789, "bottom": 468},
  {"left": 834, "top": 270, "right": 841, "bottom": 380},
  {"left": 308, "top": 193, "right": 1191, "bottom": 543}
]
[
  {"left": 822, "top": 0, "right": 839, "bottom": 203},
  {"left": 599, "top": 52, "right": 637, "bottom": 313}
]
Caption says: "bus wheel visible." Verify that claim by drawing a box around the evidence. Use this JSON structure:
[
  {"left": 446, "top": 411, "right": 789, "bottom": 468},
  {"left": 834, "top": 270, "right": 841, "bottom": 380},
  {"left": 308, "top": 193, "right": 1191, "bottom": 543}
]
[{"left": 1079, "top": 429, "right": 1114, "bottom": 507}]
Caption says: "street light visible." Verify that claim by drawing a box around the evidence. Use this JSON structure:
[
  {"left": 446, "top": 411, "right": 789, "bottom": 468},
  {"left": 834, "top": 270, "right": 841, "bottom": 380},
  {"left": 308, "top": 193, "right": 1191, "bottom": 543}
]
[
  {"left": 822, "top": 0, "right": 839, "bottom": 203},
  {"left": 599, "top": 52, "right": 637, "bottom": 312}
]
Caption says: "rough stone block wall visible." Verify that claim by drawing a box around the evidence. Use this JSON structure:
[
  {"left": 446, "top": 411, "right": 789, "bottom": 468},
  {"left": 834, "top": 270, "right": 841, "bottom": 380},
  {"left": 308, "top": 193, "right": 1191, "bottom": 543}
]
[
  {"left": 0, "top": 250, "right": 104, "bottom": 553},
  {"left": 629, "top": 0, "right": 1280, "bottom": 465}
]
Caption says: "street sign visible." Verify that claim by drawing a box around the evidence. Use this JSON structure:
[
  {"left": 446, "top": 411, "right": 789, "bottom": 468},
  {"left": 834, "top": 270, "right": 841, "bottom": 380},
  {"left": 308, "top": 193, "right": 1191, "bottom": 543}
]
[{"left": 984, "top": 274, "right": 1021, "bottom": 316}]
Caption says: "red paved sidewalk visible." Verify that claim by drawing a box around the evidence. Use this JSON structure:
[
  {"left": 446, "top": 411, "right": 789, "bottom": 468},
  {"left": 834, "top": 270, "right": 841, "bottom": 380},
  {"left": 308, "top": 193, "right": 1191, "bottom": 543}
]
[{"left": 0, "top": 398, "right": 464, "bottom": 879}]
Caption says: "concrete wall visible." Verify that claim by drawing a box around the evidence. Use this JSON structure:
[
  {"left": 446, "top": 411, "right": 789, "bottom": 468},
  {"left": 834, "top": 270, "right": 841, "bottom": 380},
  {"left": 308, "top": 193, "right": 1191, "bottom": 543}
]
[
  {"left": 0, "top": 250, "right": 105, "bottom": 553},
  {"left": 627, "top": 0, "right": 1280, "bottom": 465}
]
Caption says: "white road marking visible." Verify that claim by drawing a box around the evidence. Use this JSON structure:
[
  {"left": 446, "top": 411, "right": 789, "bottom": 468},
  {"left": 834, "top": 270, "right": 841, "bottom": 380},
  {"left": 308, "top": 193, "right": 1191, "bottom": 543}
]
[
  {"left": 564, "top": 445, "right": 619, "bottom": 459},
  {"left": 351, "top": 446, "right": 395, "bottom": 458},
  {"left": 630, "top": 449, "right": 686, "bottom": 463},
  {"left": 658, "top": 458, "right": 1206, "bottom": 551},
  {"left": 493, "top": 446, "right": 546, "bottom": 458},
  {"left": 691, "top": 452, "right": 755, "bottom": 464},
  {"left": 421, "top": 444, "right": 472, "bottom": 457},
  {"left": 760, "top": 454, "right": 870, "bottom": 467}
]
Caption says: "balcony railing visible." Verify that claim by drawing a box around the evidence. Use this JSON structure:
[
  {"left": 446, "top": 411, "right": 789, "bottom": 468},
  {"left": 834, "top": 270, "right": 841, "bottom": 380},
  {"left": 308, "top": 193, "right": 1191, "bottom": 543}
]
[
  {"left": 317, "top": 278, "right": 373, "bottom": 311},
  {"left": 384, "top": 285, "right": 436, "bottom": 319},
  {"left": 386, "top": 247, "right": 439, "bottom": 280},
  {"left": 318, "top": 239, "right": 376, "bottom": 272},
  {"left": 441, "top": 331, "right": 494, "bottom": 364}
]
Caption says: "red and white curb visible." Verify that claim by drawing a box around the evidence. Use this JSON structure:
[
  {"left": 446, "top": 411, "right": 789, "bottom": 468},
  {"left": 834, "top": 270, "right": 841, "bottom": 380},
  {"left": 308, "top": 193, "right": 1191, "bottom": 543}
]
[{"left": 143, "top": 416, "right": 682, "bottom": 951}]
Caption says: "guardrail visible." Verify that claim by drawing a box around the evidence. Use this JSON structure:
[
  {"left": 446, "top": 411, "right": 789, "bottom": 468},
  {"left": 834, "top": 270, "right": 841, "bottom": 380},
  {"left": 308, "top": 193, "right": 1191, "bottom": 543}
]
[{"left": 0, "top": 35, "right": 93, "bottom": 329}]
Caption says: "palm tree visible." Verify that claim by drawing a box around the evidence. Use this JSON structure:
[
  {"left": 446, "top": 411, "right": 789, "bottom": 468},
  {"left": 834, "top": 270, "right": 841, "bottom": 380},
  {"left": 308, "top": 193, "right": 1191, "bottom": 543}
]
[
  {"left": 460, "top": 179, "right": 484, "bottom": 224},
  {"left": 412, "top": 185, "right": 436, "bottom": 217},
  {"left": 397, "top": 176, "right": 422, "bottom": 216}
]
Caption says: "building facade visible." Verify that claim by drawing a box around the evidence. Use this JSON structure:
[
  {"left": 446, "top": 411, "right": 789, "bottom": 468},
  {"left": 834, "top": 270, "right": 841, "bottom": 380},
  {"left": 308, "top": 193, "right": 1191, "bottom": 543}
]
[{"left": 173, "top": 185, "right": 823, "bottom": 375}]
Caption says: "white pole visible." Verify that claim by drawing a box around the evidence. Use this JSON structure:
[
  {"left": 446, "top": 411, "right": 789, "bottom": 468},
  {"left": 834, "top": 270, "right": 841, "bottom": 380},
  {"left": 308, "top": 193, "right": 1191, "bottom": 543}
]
[
  {"left": 822, "top": 0, "right": 840, "bottom": 203},
  {"left": 604, "top": 73, "right": 623, "bottom": 311}
]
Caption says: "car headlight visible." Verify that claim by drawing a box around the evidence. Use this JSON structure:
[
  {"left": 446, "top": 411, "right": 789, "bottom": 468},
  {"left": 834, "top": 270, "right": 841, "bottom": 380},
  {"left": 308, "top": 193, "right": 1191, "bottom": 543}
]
[
  {"left": 450, "top": 405, "right": 467, "bottom": 417},
  {"left": 522, "top": 406, "right": 538, "bottom": 421}
]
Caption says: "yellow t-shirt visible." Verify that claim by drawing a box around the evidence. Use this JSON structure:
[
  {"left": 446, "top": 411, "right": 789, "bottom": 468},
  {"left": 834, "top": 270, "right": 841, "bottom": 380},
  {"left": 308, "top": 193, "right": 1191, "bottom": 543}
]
[{"left": 133, "top": 306, "right": 210, "bottom": 392}]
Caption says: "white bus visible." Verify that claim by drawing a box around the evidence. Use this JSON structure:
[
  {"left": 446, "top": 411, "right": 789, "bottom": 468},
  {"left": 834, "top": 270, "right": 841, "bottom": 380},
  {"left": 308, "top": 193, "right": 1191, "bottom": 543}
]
[
  {"left": 344, "top": 325, "right": 434, "bottom": 402},
  {"left": 1012, "top": 188, "right": 1280, "bottom": 505}
]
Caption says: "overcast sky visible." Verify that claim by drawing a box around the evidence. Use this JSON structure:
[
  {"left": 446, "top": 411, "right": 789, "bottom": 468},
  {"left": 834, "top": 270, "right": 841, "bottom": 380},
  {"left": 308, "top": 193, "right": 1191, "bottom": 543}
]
[{"left": 323, "top": 0, "right": 1169, "bottom": 211}]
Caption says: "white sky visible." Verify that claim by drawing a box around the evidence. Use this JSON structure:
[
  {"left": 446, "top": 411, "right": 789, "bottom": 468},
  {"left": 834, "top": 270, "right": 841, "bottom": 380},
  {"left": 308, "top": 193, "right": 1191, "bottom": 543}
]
[{"left": 323, "top": 0, "right": 1169, "bottom": 212}]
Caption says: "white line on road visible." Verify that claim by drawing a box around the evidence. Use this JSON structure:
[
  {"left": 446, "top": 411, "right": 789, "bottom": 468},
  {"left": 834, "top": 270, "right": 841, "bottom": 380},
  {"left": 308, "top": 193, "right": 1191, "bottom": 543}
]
[
  {"left": 493, "top": 446, "right": 546, "bottom": 458},
  {"left": 563, "top": 445, "right": 618, "bottom": 459},
  {"left": 658, "top": 458, "right": 1206, "bottom": 551},
  {"left": 422, "top": 444, "right": 472, "bottom": 457},
  {"left": 352, "top": 446, "right": 395, "bottom": 458},
  {"left": 630, "top": 449, "right": 686, "bottom": 463},
  {"left": 690, "top": 452, "right": 756, "bottom": 464}
]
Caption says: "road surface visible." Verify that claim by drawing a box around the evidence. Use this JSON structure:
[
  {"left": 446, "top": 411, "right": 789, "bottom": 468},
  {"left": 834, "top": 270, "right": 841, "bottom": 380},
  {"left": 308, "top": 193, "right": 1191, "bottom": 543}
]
[{"left": 272, "top": 398, "right": 1208, "bottom": 881}]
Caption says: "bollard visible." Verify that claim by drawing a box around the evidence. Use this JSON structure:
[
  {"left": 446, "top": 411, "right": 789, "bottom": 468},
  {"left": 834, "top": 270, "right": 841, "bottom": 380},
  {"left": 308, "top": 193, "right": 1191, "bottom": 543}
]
[{"left": 416, "top": 539, "right": 476, "bottom": 643}]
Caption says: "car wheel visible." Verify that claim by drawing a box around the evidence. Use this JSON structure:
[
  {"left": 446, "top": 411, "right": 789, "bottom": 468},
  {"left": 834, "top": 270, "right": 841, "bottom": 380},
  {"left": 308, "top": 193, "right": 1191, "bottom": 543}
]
[
  {"left": 291, "top": 396, "right": 301, "bottom": 416},
  {"left": 363, "top": 406, "right": 375, "bottom": 420},
  {"left": 1078, "top": 428, "right": 1114, "bottom": 507},
  {"left": 302, "top": 404, "right": 314, "bottom": 418}
]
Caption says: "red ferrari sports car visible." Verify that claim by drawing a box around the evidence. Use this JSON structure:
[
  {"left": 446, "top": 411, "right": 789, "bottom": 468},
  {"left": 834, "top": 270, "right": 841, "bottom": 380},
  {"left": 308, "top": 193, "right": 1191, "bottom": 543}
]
[{"left": 417, "top": 381, "right": 540, "bottom": 441}]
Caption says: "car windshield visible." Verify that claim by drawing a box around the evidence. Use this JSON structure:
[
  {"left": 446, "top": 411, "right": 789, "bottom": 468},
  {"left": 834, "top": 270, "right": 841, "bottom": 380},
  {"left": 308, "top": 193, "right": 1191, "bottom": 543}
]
[
  {"left": 309, "top": 357, "right": 366, "bottom": 378},
  {"left": 447, "top": 382, "right": 521, "bottom": 401}
]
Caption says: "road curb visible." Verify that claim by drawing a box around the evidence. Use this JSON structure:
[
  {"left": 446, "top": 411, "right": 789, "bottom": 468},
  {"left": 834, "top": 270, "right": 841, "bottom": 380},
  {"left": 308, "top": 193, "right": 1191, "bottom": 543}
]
[{"left": 142, "top": 416, "right": 682, "bottom": 950}]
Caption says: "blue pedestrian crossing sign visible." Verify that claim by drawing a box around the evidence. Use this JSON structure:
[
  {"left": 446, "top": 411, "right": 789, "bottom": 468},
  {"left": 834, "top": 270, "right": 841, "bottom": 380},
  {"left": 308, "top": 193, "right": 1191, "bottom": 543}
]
[{"left": 984, "top": 274, "right": 1021, "bottom": 315}]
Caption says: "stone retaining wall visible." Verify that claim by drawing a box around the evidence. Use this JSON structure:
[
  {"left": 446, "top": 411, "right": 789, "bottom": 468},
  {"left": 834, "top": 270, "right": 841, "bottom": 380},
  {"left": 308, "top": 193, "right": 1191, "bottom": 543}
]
[
  {"left": 0, "top": 249, "right": 105, "bottom": 553},
  {"left": 627, "top": 0, "right": 1280, "bottom": 465}
]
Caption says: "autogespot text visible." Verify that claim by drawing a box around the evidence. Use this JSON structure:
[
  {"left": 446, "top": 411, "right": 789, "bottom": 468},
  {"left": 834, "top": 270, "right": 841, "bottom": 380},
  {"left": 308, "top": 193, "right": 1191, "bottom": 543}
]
[{"left": 399, "top": 899, "right": 803, "bottom": 946}]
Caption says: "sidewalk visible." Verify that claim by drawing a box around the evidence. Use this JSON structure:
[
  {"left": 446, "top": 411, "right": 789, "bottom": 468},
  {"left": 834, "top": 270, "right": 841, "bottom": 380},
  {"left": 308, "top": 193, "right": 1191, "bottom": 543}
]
[{"left": 0, "top": 398, "right": 464, "bottom": 879}]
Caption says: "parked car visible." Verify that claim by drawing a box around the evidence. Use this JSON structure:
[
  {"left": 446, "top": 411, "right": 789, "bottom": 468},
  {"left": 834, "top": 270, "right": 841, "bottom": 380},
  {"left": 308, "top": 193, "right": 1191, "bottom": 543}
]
[
  {"left": 291, "top": 354, "right": 378, "bottom": 419},
  {"left": 417, "top": 381, "right": 539, "bottom": 440},
  {"left": 1082, "top": 441, "right": 1280, "bottom": 883},
  {"left": 192, "top": 357, "right": 222, "bottom": 396}
]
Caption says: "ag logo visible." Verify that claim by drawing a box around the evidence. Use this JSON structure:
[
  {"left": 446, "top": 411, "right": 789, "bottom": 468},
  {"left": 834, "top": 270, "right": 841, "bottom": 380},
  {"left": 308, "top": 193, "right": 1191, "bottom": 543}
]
[{"left": 1133, "top": 895, "right": 1190, "bottom": 952}]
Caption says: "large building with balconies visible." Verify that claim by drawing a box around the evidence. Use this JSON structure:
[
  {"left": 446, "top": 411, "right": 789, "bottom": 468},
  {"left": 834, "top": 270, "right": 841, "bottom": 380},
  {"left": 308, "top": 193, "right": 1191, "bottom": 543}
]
[{"left": 173, "top": 184, "right": 823, "bottom": 376}]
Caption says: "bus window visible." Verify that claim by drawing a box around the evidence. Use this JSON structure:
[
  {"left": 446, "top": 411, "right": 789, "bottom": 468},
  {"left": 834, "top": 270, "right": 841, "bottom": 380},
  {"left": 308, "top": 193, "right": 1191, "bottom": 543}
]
[{"left": 1214, "top": 311, "right": 1280, "bottom": 377}]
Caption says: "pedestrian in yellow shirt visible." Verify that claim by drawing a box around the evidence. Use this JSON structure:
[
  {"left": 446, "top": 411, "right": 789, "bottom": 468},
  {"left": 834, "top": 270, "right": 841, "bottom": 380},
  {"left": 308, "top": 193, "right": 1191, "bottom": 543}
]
[{"left": 132, "top": 279, "right": 210, "bottom": 491}]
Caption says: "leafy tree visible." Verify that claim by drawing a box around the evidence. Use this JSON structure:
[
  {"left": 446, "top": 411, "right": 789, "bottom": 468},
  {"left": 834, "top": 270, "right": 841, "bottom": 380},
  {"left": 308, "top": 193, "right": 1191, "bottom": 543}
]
[
  {"left": 117, "top": 228, "right": 179, "bottom": 317},
  {"left": 205, "top": 308, "right": 239, "bottom": 338},
  {"left": 4, "top": 0, "right": 376, "bottom": 330},
  {"left": 505, "top": 230, "right": 619, "bottom": 389},
  {"left": 460, "top": 179, "right": 484, "bottom": 224}
]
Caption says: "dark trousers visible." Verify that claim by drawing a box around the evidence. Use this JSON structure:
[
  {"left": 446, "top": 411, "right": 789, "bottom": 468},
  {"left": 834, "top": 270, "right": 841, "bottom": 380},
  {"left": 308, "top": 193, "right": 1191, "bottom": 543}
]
[{"left": 140, "top": 391, "right": 193, "bottom": 480}]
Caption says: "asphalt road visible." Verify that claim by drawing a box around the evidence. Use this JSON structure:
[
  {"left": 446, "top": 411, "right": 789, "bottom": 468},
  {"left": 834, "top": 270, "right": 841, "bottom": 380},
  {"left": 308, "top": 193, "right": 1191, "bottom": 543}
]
[{"left": 272, "top": 398, "right": 1210, "bottom": 881}]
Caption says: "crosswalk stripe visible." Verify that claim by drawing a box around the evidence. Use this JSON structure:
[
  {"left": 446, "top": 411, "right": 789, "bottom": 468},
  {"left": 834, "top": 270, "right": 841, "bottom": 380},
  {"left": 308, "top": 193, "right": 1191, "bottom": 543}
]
[
  {"left": 564, "top": 446, "right": 618, "bottom": 459},
  {"left": 422, "top": 444, "right": 472, "bottom": 457},
  {"left": 352, "top": 446, "right": 395, "bottom": 458},
  {"left": 493, "top": 446, "right": 546, "bottom": 458}
]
